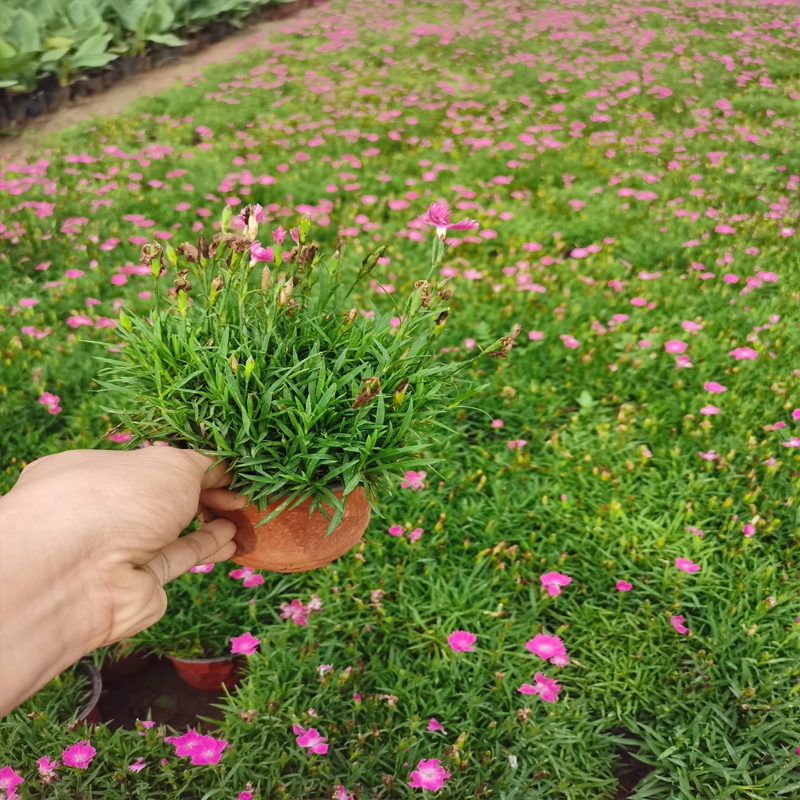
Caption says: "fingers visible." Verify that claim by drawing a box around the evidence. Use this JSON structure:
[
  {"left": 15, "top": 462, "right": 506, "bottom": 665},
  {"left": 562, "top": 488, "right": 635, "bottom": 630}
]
[
  {"left": 142, "top": 518, "right": 237, "bottom": 586},
  {"left": 199, "top": 487, "right": 250, "bottom": 511},
  {"left": 180, "top": 450, "right": 234, "bottom": 491}
]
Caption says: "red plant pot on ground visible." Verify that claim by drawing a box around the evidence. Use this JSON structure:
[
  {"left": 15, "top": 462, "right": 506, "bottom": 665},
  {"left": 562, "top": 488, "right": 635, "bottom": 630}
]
[{"left": 166, "top": 655, "right": 243, "bottom": 691}]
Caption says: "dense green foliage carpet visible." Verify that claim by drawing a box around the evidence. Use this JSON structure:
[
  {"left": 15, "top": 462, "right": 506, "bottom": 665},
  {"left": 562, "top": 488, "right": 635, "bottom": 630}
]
[{"left": 1, "top": 0, "right": 799, "bottom": 798}]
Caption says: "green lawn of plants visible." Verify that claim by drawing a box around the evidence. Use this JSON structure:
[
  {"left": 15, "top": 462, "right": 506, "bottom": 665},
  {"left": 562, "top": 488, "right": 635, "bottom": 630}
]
[{"left": 1, "top": 0, "right": 799, "bottom": 798}]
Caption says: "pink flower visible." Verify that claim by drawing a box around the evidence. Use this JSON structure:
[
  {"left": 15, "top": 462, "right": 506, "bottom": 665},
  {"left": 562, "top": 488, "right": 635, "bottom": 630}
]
[
  {"left": 280, "top": 598, "right": 311, "bottom": 626},
  {"left": 447, "top": 630, "right": 477, "bottom": 652},
  {"left": 729, "top": 346, "right": 758, "bottom": 361},
  {"left": 231, "top": 631, "right": 261, "bottom": 656},
  {"left": 525, "top": 633, "right": 567, "bottom": 662},
  {"left": 682, "top": 320, "right": 703, "bottom": 332},
  {"left": 295, "top": 726, "right": 328, "bottom": 755},
  {"left": 700, "top": 405, "right": 720, "bottom": 415},
  {"left": 333, "top": 786, "right": 354, "bottom": 800},
  {"left": 491, "top": 419, "right": 504, "bottom": 428},
  {"left": 62, "top": 741, "right": 96, "bottom": 769},
  {"left": 190, "top": 563, "right": 215, "bottom": 573},
  {"left": 743, "top": 524, "right": 756, "bottom": 537},
  {"left": 507, "top": 439, "right": 527, "bottom": 450},
  {"left": 250, "top": 241, "right": 274, "bottom": 262},
  {"left": 698, "top": 450, "right": 719, "bottom": 461},
  {"left": 781, "top": 437, "right": 800, "bottom": 448},
  {"left": 528, "top": 330, "right": 544, "bottom": 341},
  {"left": 616, "top": 580, "right": 633, "bottom": 592},
  {"left": 272, "top": 226, "right": 287, "bottom": 245},
  {"left": 407, "top": 758, "right": 451, "bottom": 791},
  {"left": 19, "top": 298, "right": 39, "bottom": 307},
  {"left": 37, "top": 756, "right": 59, "bottom": 778},
  {"left": 108, "top": 432, "right": 133, "bottom": 443},
  {"left": 165, "top": 730, "right": 227, "bottom": 765},
  {"left": 229, "top": 567, "right": 265, "bottom": 587},
  {"left": 518, "top": 672, "right": 561, "bottom": 703},
  {"left": 388, "top": 525, "right": 405, "bottom": 537},
  {"left": 137, "top": 720, "right": 156, "bottom": 735},
  {"left": 401, "top": 470, "right": 426, "bottom": 490},
  {"left": 670, "top": 615, "right": 689, "bottom": 634},
  {"left": 127, "top": 758, "right": 146, "bottom": 773},
  {"left": 792, "top": 409, "right": 800, "bottom": 421},
  {"left": 427, "top": 717, "right": 445, "bottom": 732},
  {"left": 685, "top": 526, "right": 704, "bottom": 538},
  {"left": 664, "top": 340, "right": 687, "bottom": 354},
  {"left": 674, "top": 355, "right": 693, "bottom": 369},
  {"left": 192, "top": 735, "right": 228, "bottom": 766},
  {"left": 0, "top": 766, "right": 23, "bottom": 798},
  {"left": 675, "top": 557, "right": 701, "bottom": 574},
  {"left": 704, "top": 381, "right": 727, "bottom": 394},
  {"left": 239, "top": 793, "right": 254, "bottom": 800},
  {"left": 408, "top": 527, "right": 423, "bottom": 542},
  {"left": 540, "top": 571, "right": 572, "bottom": 597},
  {"left": 418, "top": 202, "right": 479, "bottom": 238}
]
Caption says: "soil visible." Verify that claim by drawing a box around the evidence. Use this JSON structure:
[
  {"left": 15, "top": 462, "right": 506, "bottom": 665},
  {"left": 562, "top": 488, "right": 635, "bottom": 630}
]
[
  {"left": 0, "top": 0, "right": 322, "bottom": 163},
  {"left": 97, "top": 655, "right": 230, "bottom": 732},
  {"left": 612, "top": 744, "right": 654, "bottom": 799}
]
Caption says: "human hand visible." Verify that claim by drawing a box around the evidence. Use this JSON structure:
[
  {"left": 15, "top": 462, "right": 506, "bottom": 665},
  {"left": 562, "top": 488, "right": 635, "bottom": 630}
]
[{"left": 0, "top": 446, "right": 248, "bottom": 715}]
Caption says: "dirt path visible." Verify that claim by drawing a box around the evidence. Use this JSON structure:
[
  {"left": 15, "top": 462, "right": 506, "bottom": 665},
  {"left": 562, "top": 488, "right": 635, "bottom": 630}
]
[{"left": 0, "top": 0, "right": 320, "bottom": 163}]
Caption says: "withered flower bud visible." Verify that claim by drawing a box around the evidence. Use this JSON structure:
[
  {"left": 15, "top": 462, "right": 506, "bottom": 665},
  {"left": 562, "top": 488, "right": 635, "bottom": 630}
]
[
  {"left": 352, "top": 377, "right": 381, "bottom": 409},
  {"left": 342, "top": 307, "right": 358, "bottom": 330},
  {"left": 139, "top": 242, "right": 163, "bottom": 266},
  {"left": 278, "top": 277, "right": 294, "bottom": 307},
  {"left": 437, "top": 286, "right": 454, "bottom": 301},
  {"left": 166, "top": 287, "right": 177, "bottom": 300},
  {"left": 197, "top": 234, "right": 210, "bottom": 260},
  {"left": 486, "top": 323, "right": 522, "bottom": 359},
  {"left": 211, "top": 276, "right": 224, "bottom": 292},
  {"left": 381, "top": 775, "right": 394, "bottom": 789},
  {"left": 299, "top": 244, "right": 318, "bottom": 265},
  {"left": 177, "top": 243, "right": 199, "bottom": 262},
  {"left": 393, "top": 377, "right": 409, "bottom": 407},
  {"left": 435, "top": 311, "right": 449, "bottom": 327},
  {"left": 261, "top": 267, "right": 271, "bottom": 290},
  {"left": 231, "top": 354, "right": 239, "bottom": 373},
  {"left": 284, "top": 246, "right": 299, "bottom": 264},
  {"left": 231, "top": 235, "right": 252, "bottom": 253},
  {"left": 173, "top": 270, "right": 192, "bottom": 293}
]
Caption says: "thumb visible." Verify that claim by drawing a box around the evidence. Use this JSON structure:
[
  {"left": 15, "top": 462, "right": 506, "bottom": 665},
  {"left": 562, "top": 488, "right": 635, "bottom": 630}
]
[{"left": 141, "top": 518, "right": 237, "bottom": 586}]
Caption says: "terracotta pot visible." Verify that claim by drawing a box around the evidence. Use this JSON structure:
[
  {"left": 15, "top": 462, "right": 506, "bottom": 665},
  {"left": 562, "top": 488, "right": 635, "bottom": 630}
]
[
  {"left": 214, "top": 486, "right": 370, "bottom": 572},
  {"left": 166, "top": 655, "right": 242, "bottom": 691}
]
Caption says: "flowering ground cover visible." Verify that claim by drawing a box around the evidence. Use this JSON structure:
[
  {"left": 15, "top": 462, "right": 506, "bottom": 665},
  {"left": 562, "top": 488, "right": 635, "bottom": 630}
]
[{"left": 1, "top": 0, "right": 800, "bottom": 797}]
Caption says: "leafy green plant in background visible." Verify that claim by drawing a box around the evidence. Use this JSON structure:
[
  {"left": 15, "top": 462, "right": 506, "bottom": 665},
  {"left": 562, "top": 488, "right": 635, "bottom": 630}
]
[{"left": 99, "top": 206, "right": 513, "bottom": 529}]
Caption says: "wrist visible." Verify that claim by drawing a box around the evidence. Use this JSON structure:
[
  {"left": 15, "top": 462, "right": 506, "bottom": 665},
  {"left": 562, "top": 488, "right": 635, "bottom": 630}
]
[{"left": 0, "top": 487, "right": 104, "bottom": 715}]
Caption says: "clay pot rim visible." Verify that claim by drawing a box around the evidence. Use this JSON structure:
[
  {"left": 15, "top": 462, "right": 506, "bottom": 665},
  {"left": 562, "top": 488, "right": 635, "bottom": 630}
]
[{"left": 166, "top": 654, "right": 234, "bottom": 664}]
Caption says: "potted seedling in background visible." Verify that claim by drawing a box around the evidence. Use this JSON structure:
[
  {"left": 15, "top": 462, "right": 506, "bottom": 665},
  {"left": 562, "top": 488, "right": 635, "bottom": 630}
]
[
  {"left": 100, "top": 203, "right": 520, "bottom": 572},
  {"left": 130, "top": 549, "right": 268, "bottom": 690}
]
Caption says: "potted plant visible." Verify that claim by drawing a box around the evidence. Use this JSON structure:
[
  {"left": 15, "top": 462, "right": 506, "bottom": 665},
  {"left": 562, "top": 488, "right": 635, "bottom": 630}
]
[
  {"left": 129, "top": 557, "right": 266, "bottom": 690},
  {"left": 99, "top": 203, "right": 519, "bottom": 572}
]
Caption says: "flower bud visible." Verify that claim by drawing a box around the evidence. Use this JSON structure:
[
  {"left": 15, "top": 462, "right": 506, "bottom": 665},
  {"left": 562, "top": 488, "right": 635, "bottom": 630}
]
[
  {"left": 231, "top": 354, "right": 239, "bottom": 373},
  {"left": 164, "top": 243, "right": 178, "bottom": 266},
  {"left": 352, "top": 377, "right": 381, "bottom": 409},
  {"left": 432, "top": 310, "right": 449, "bottom": 336},
  {"left": 197, "top": 234, "right": 210, "bottom": 260},
  {"left": 245, "top": 356, "right": 255, "bottom": 378},
  {"left": 209, "top": 275, "right": 224, "bottom": 306},
  {"left": 119, "top": 312, "right": 131, "bottom": 331},
  {"left": 393, "top": 377, "right": 409, "bottom": 407},
  {"left": 261, "top": 267, "right": 271, "bottom": 290},
  {"left": 358, "top": 245, "right": 387, "bottom": 279},
  {"left": 220, "top": 205, "right": 233, "bottom": 234}
]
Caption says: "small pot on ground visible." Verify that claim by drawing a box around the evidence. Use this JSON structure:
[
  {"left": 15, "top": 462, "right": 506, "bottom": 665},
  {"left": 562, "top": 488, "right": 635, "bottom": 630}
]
[
  {"left": 166, "top": 655, "right": 243, "bottom": 691},
  {"left": 101, "top": 649, "right": 152, "bottom": 683},
  {"left": 214, "top": 485, "right": 370, "bottom": 573},
  {"left": 75, "top": 658, "right": 103, "bottom": 724}
]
